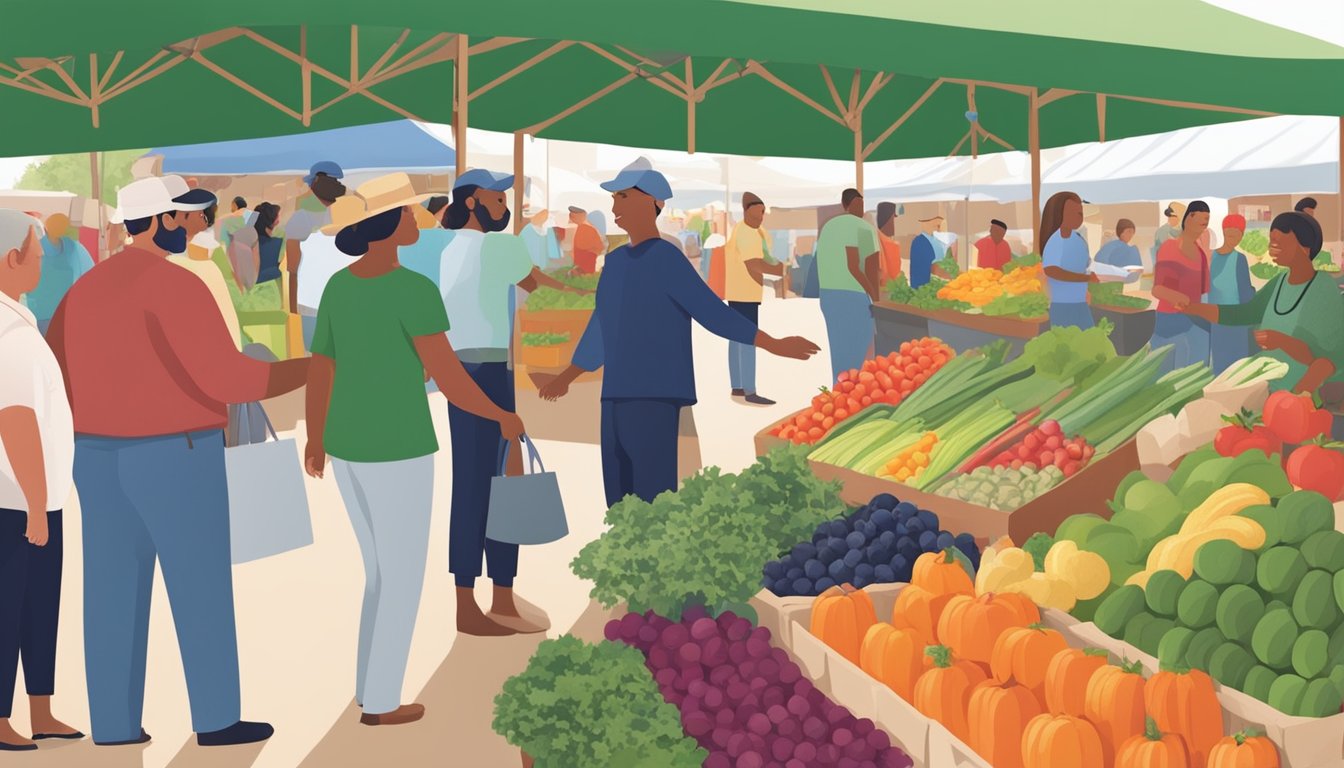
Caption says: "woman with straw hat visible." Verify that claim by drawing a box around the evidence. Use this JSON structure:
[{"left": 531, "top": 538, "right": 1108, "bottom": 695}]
[{"left": 303, "top": 173, "right": 525, "bottom": 726}]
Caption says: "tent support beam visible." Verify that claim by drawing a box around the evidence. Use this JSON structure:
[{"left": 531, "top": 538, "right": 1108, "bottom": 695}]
[
  {"left": 581, "top": 44, "right": 687, "bottom": 101},
  {"left": 454, "top": 34, "right": 469, "bottom": 175},
  {"left": 968, "top": 84, "right": 978, "bottom": 159},
  {"left": 523, "top": 72, "right": 639, "bottom": 136},
  {"left": 1110, "top": 93, "right": 1274, "bottom": 117},
  {"left": 946, "top": 78, "right": 1033, "bottom": 97},
  {"left": 858, "top": 72, "right": 892, "bottom": 113},
  {"left": 979, "top": 126, "right": 1014, "bottom": 151},
  {"left": 1097, "top": 94, "right": 1107, "bottom": 142},
  {"left": 300, "top": 26, "right": 311, "bottom": 126},
  {"left": 863, "top": 79, "right": 944, "bottom": 160},
  {"left": 1038, "top": 88, "right": 1077, "bottom": 108},
  {"left": 470, "top": 41, "right": 573, "bottom": 101},
  {"left": 686, "top": 58, "right": 695, "bottom": 153},
  {"left": 746, "top": 62, "right": 847, "bottom": 128},
  {"left": 513, "top": 132, "right": 525, "bottom": 234},
  {"left": 1029, "top": 87, "right": 1041, "bottom": 251},
  {"left": 191, "top": 51, "right": 303, "bottom": 121},
  {"left": 854, "top": 110, "right": 864, "bottom": 194},
  {"left": 821, "top": 66, "right": 846, "bottom": 117},
  {"left": 88, "top": 54, "right": 101, "bottom": 127},
  {"left": 89, "top": 151, "right": 103, "bottom": 261}
]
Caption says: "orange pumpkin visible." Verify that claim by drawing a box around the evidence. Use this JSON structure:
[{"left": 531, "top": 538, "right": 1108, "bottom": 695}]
[
  {"left": 892, "top": 584, "right": 955, "bottom": 641},
  {"left": 1045, "top": 647, "right": 1109, "bottom": 718},
  {"left": 810, "top": 584, "right": 878, "bottom": 665},
  {"left": 860, "top": 622, "right": 930, "bottom": 702},
  {"left": 1146, "top": 667, "right": 1223, "bottom": 768},
  {"left": 914, "top": 645, "right": 988, "bottom": 745},
  {"left": 1086, "top": 659, "right": 1148, "bottom": 766},
  {"left": 1207, "top": 730, "right": 1281, "bottom": 768},
  {"left": 1116, "top": 717, "right": 1191, "bottom": 768},
  {"left": 967, "top": 679, "right": 1043, "bottom": 768},
  {"left": 1021, "top": 713, "right": 1105, "bottom": 768},
  {"left": 912, "top": 547, "right": 975, "bottom": 596},
  {"left": 990, "top": 624, "right": 1069, "bottom": 703},
  {"left": 938, "top": 593, "right": 1030, "bottom": 665},
  {"left": 997, "top": 591, "right": 1042, "bottom": 625}
]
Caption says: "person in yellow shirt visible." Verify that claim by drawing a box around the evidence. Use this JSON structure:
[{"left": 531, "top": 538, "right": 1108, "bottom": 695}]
[
  {"left": 725, "top": 192, "right": 783, "bottom": 405},
  {"left": 165, "top": 189, "right": 243, "bottom": 351}
]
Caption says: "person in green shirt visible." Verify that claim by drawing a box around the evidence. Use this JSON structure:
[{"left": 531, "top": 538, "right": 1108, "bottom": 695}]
[
  {"left": 1186, "top": 211, "right": 1344, "bottom": 401},
  {"left": 302, "top": 173, "right": 524, "bottom": 727},
  {"left": 815, "top": 188, "right": 880, "bottom": 382}
]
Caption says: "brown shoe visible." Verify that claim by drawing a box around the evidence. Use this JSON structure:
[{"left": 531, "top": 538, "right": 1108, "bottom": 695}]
[
  {"left": 360, "top": 704, "right": 425, "bottom": 726},
  {"left": 487, "top": 612, "right": 547, "bottom": 634}
]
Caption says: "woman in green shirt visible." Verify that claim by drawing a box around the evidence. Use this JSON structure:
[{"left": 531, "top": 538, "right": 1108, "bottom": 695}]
[
  {"left": 1186, "top": 211, "right": 1344, "bottom": 400},
  {"left": 303, "top": 173, "right": 524, "bottom": 727}
]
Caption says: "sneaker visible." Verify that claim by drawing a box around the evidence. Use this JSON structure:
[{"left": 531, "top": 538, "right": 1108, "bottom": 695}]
[
  {"left": 197, "top": 721, "right": 273, "bottom": 747},
  {"left": 730, "top": 389, "right": 746, "bottom": 397},
  {"left": 360, "top": 704, "right": 426, "bottom": 726},
  {"left": 94, "top": 729, "right": 151, "bottom": 747},
  {"left": 744, "top": 394, "right": 776, "bottom": 406}
]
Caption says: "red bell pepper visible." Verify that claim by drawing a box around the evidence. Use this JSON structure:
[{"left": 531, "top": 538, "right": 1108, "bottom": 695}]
[
  {"left": 1286, "top": 438, "right": 1344, "bottom": 501},
  {"left": 1213, "top": 409, "right": 1284, "bottom": 459},
  {"left": 1263, "top": 390, "right": 1333, "bottom": 445}
]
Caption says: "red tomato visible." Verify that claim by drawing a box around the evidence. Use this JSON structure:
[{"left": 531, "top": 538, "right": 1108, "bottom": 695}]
[
  {"left": 904, "top": 364, "right": 921, "bottom": 378},
  {"left": 1263, "top": 390, "right": 1333, "bottom": 445},
  {"left": 834, "top": 409, "right": 849, "bottom": 420},
  {"left": 900, "top": 342, "right": 914, "bottom": 355},
  {"left": 839, "top": 381, "right": 856, "bottom": 393},
  {"left": 1286, "top": 442, "right": 1344, "bottom": 500},
  {"left": 836, "top": 371, "right": 852, "bottom": 384},
  {"left": 822, "top": 417, "right": 835, "bottom": 429},
  {"left": 852, "top": 384, "right": 868, "bottom": 399},
  {"left": 876, "top": 372, "right": 893, "bottom": 390},
  {"left": 808, "top": 427, "right": 825, "bottom": 439}
]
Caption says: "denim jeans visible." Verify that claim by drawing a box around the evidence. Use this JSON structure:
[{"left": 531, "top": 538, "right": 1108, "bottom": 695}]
[
  {"left": 727, "top": 301, "right": 759, "bottom": 393},
  {"left": 1153, "top": 313, "right": 1212, "bottom": 374},
  {"left": 447, "top": 361, "right": 519, "bottom": 589},
  {"left": 1048, "top": 302, "right": 1095, "bottom": 330},
  {"left": 819, "top": 290, "right": 874, "bottom": 383}
]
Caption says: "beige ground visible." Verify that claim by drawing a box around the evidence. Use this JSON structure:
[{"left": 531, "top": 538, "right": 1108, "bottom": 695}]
[{"left": 14, "top": 294, "right": 831, "bottom": 767}]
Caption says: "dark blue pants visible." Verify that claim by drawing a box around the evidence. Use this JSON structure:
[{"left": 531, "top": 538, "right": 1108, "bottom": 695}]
[
  {"left": 448, "top": 362, "right": 519, "bottom": 589},
  {"left": 0, "top": 510, "right": 62, "bottom": 718},
  {"left": 600, "top": 399, "right": 682, "bottom": 508}
]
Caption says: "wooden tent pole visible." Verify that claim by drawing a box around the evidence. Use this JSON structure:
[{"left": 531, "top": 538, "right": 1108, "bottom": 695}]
[
  {"left": 1030, "top": 88, "right": 1041, "bottom": 252},
  {"left": 89, "top": 151, "right": 104, "bottom": 261},
  {"left": 854, "top": 122, "right": 864, "bottom": 195},
  {"left": 513, "top": 132, "right": 525, "bottom": 234},
  {"left": 454, "top": 34, "right": 469, "bottom": 176}
]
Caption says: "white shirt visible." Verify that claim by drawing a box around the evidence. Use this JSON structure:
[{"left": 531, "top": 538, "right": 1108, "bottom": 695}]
[
  {"left": 0, "top": 292, "right": 73, "bottom": 511},
  {"left": 296, "top": 233, "right": 359, "bottom": 314},
  {"left": 439, "top": 230, "right": 532, "bottom": 352}
]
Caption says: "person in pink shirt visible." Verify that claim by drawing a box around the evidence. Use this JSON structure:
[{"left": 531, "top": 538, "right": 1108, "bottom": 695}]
[{"left": 1150, "top": 199, "right": 1212, "bottom": 373}]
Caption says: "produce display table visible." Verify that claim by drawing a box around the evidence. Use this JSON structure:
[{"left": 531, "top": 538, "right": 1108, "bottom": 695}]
[
  {"left": 1091, "top": 304, "right": 1156, "bottom": 356},
  {"left": 874, "top": 302, "right": 1044, "bottom": 362},
  {"left": 870, "top": 303, "right": 932, "bottom": 356},
  {"left": 514, "top": 308, "right": 600, "bottom": 390}
]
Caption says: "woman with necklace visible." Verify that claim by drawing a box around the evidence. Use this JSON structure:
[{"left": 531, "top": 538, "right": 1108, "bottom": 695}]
[
  {"left": 1150, "top": 200, "right": 1212, "bottom": 373},
  {"left": 1185, "top": 211, "right": 1344, "bottom": 399}
]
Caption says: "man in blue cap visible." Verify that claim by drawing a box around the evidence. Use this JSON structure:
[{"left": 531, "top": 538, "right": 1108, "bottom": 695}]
[
  {"left": 436, "top": 168, "right": 588, "bottom": 636},
  {"left": 285, "top": 161, "right": 345, "bottom": 325},
  {"left": 540, "top": 158, "right": 820, "bottom": 506}
]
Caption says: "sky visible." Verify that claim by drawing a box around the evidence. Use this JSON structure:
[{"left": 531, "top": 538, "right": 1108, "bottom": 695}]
[{"left": 0, "top": 1, "right": 1340, "bottom": 190}]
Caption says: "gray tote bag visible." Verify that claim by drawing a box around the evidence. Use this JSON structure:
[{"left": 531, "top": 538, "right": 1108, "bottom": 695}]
[
  {"left": 487, "top": 436, "right": 568, "bottom": 546},
  {"left": 226, "top": 402, "right": 314, "bottom": 564}
]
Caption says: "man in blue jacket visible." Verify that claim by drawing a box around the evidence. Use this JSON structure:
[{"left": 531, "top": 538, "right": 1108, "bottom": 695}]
[{"left": 540, "top": 158, "right": 819, "bottom": 506}]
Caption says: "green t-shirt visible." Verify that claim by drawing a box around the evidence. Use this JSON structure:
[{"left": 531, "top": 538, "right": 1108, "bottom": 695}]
[
  {"left": 311, "top": 267, "right": 450, "bottom": 462},
  {"left": 1221, "top": 271, "right": 1344, "bottom": 392},
  {"left": 816, "top": 214, "right": 879, "bottom": 293}
]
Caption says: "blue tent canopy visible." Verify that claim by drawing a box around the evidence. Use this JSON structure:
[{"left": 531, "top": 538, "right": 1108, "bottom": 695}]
[{"left": 148, "top": 120, "right": 455, "bottom": 176}]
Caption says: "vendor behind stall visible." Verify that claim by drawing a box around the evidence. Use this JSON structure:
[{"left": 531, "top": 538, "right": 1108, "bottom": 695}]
[
  {"left": 1185, "top": 211, "right": 1344, "bottom": 400},
  {"left": 1151, "top": 200, "right": 1211, "bottom": 373},
  {"left": 1207, "top": 214, "right": 1254, "bottom": 374},
  {"left": 1040, "top": 191, "right": 1097, "bottom": 330}
]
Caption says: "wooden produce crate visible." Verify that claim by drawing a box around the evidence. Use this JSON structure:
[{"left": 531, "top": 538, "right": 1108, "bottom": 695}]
[
  {"left": 925, "top": 307, "right": 1046, "bottom": 362},
  {"left": 753, "top": 414, "right": 1138, "bottom": 543},
  {"left": 519, "top": 342, "right": 573, "bottom": 369},
  {"left": 517, "top": 308, "right": 593, "bottom": 337},
  {"left": 1065, "top": 621, "right": 1344, "bottom": 768},
  {"left": 871, "top": 302, "right": 933, "bottom": 357}
]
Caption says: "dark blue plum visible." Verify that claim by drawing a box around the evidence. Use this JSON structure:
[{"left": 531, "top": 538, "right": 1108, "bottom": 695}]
[
  {"left": 895, "top": 522, "right": 909, "bottom": 537},
  {"left": 954, "top": 533, "right": 982, "bottom": 568},
  {"left": 828, "top": 520, "right": 849, "bottom": 539},
  {"left": 853, "top": 505, "right": 873, "bottom": 521},
  {"left": 862, "top": 521, "right": 878, "bottom": 539},
  {"left": 905, "top": 518, "right": 927, "bottom": 538},
  {"left": 804, "top": 559, "right": 827, "bottom": 580},
  {"left": 828, "top": 559, "right": 848, "bottom": 580},
  {"left": 773, "top": 578, "right": 793, "bottom": 596},
  {"left": 827, "top": 536, "right": 847, "bottom": 552},
  {"left": 843, "top": 549, "right": 863, "bottom": 568},
  {"left": 916, "top": 510, "right": 939, "bottom": 531},
  {"left": 832, "top": 564, "right": 855, "bottom": 584},
  {"left": 897, "top": 539, "right": 920, "bottom": 564},
  {"left": 793, "top": 577, "right": 813, "bottom": 595},
  {"left": 845, "top": 531, "right": 867, "bottom": 550},
  {"left": 866, "top": 543, "right": 890, "bottom": 565},
  {"left": 854, "top": 563, "right": 875, "bottom": 583},
  {"left": 814, "top": 577, "right": 837, "bottom": 592},
  {"left": 918, "top": 531, "right": 939, "bottom": 551},
  {"left": 871, "top": 509, "right": 897, "bottom": 533},
  {"left": 787, "top": 566, "right": 804, "bottom": 581},
  {"left": 870, "top": 493, "right": 899, "bottom": 510},
  {"left": 852, "top": 573, "right": 872, "bottom": 589},
  {"left": 879, "top": 531, "right": 897, "bottom": 548},
  {"left": 818, "top": 546, "right": 840, "bottom": 565},
  {"left": 812, "top": 530, "right": 828, "bottom": 545},
  {"left": 763, "top": 560, "right": 784, "bottom": 580},
  {"left": 874, "top": 564, "right": 896, "bottom": 583},
  {"left": 936, "top": 531, "right": 955, "bottom": 550},
  {"left": 895, "top": 501, "right": 919, "bottom": 519},
  {"left": 792, "top": 542, "right": 817, "bottom": 562}
]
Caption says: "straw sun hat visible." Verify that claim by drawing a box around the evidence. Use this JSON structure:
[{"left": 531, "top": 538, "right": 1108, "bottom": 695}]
[{"left": 321, "top": 172, "right": 431, "bottom": 235}]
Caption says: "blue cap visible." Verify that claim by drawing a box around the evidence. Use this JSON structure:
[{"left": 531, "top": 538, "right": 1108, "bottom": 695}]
[
  {"left": 304, "top": 160, "right": 344, "bottom": 185},
  {"left": 172, "top": 187, "right": 217, "bottom": 212},
  {"left": 600, "top": 157, "right": 673, "bottom": 202},
  {"left": 454, "top": 168, "right": 515, "bottom": 192}
]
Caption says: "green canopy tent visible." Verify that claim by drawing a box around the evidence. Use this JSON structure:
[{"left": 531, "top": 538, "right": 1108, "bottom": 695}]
[{"left": 2, "top": 0, "right": 1341, "bottom": 249}]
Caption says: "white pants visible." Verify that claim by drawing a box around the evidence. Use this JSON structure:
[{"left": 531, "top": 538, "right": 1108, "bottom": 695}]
[{"left": 332, "top": 455, "right": 434, "bottom": 715}]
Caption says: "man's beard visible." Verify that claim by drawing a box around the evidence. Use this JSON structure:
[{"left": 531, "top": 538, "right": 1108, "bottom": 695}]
[
  {"left": 475, "top": 206, "right": 511, "bottom": 233},
  {"left": 154, "top": 220, "right": 188, "bottom": 253}
]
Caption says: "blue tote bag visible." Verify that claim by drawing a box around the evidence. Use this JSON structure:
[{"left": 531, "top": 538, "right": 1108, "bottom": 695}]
[{"left": 487, "top": 436, "right": 568, "bottom": 546}]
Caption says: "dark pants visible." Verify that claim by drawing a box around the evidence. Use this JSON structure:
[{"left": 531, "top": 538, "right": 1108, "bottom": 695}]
[
  {"left": 727, "top": 301, "right": 760, "bottom": 394},
  {"left": 600, "top": 399, "right": 682, "bottom": 508},
  {"left": 0, "top": 510, "right": 63, "bottom": 718},
  {"left": 448, "top": 361, "right": 519, "bottom": 589}
]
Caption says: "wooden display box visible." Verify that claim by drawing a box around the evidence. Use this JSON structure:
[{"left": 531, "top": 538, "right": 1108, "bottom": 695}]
[
  {"left": 517, "top": 308, "right": 593, "bottom": 337},
  {"left": 519, "top": 343, "right": 572, "bottom": 369},
  {"left": 754, "top": 414, "right": 1138, "bottom": 543}
]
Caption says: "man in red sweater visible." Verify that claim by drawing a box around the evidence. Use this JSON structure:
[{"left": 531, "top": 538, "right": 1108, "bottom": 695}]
[{"left": 47, "top": 176, "right": 308, "bottom": 748}]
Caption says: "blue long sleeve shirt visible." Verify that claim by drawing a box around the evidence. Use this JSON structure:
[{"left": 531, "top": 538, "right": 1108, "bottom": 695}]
[{"left": 573, "top": 238, "right": 758, "bottom": 404}]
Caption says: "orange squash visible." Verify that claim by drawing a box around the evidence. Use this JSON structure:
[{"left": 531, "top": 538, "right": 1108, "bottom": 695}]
[
  {"left": 1045, "top": 647, "right": 1109, "bottom": 718},
  {"left": 914, "top": 644, "right": 988, "bottom": 745},
  {"left": 1146, "top": 667, "right": 1223, "bottom": 768},
  {"left": 1086, "top": 659, "right": 1148, "bottom": 766},
  {"left": 938, "top": 593, "right": 1030, "bottom": 665},
  {"left": 1207, "top": 730, "right": 1281, "bottom": 768},
  {"left": 967, "top": 679, "right": 1043, "bottom": 768},
  {"left": 892, "top": 584, "right": 955, "bottom": 641},
  {"left": 810, "top": 584, "right": 878, "bottom": 665},
  {"left": 1021, "top": 713, "right": 1105, "bottom": 768},
  {"left": 997, "top": 591, "right": 1042, "bottom": 625},
  {"left": 860, "top": 622, "right": 930, "bottom": 702},
  {"left": 1117, "top": 717, "right": 1191, "bottom": 768},
  {"left": 912, "top": 547, "right": 975, "bottom": 596},
  {"left": 990, "top": 624, "right": 1069, "bottom": 704}
]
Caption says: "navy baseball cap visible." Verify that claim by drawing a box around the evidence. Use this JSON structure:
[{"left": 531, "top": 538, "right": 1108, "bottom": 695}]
[
  {"left": 304, "top": 160, "right": 344, "bottom": 185},
  {"left": 601, "top": 157, "right": 673, "bottom": 202},
  {"left": 172, "top": 187, "right": 216, "bottom": 212},
  {"left": 454, "top": 168, "right": 515, "bottom": 192}
]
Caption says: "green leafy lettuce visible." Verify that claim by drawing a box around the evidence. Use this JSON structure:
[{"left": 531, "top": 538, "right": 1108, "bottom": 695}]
[{"left": 1023, "top": 318, "right": 1117, "bottom": 382}]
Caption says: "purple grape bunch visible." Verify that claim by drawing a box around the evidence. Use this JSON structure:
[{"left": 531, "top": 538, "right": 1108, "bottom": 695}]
[
  {"left": 763, "top": 493, "right": 980, "bottom": 597},
  {"left": 607, "top": 607, "right": 913, "bottom": 768}
]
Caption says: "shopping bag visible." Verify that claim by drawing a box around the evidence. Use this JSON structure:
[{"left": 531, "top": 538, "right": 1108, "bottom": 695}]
[
  {"left": 487, "top": 436, "right": 568, "bottom": 546},
  {"left": 226, "top": 402, "right": 313, "bottom": 564}
]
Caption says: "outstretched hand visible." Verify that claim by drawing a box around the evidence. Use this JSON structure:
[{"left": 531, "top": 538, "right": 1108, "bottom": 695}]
[
  {"left": 539, "top": 380, "right": 570, "bottom": 401},
  {"left": 762, "top": 335, "right": 821, "bottom": 360}
]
